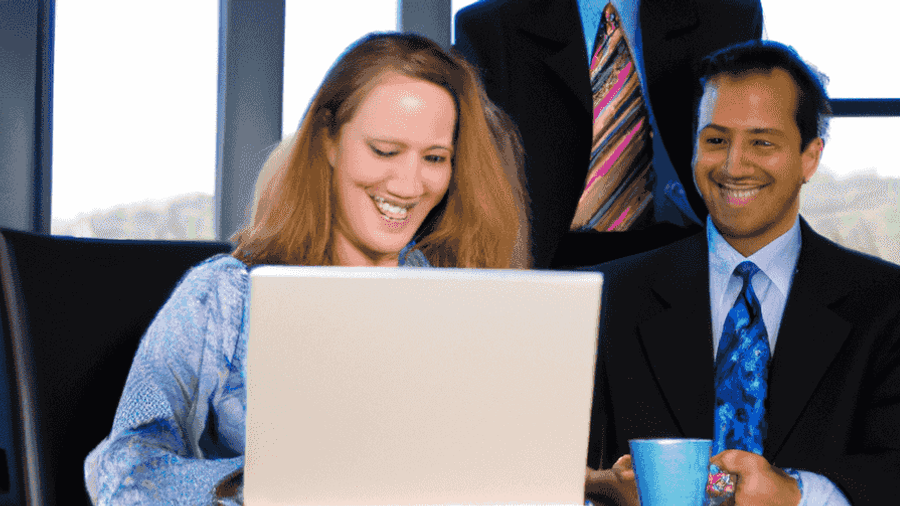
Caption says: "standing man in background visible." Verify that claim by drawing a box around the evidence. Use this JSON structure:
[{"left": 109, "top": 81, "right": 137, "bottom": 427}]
[{"left": 455, "top": 0, "right": 763, "bottom": 268}]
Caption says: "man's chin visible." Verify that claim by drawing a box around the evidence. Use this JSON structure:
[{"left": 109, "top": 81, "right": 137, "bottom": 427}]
[{"left": 710, "top": 216, "right": 764, "bottom": 240}]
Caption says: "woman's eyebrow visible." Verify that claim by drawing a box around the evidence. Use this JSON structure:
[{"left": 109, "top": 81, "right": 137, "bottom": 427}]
[{"left": 369, "top": 137, "right": 453, "bottom": 152}]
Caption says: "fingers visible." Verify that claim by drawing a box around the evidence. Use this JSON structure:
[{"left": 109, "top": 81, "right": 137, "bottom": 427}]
[
  {"left": 585, "top": 454, "right": 635, "bottom": 492},
  {"left": 710, "top": 449, "right": 767, "bottom": 477},
  {"left": 709, "top": 450, "right": 801, "bottom": 506},
  {"left": 585, "top": 466, "right": 621, "bottom": 497},
  {"left": 611, "top": 454, "right": 635, "bottom": 481},
  {"left": 585, "top": 458, "right": 640, "bottom": 506}
]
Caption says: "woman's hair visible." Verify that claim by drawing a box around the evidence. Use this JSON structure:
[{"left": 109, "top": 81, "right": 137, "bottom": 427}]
[{"left": 232, "top": 32, "right": 530, "bottom": 268}]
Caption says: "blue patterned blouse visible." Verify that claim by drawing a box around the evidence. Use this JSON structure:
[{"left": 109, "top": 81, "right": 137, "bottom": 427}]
[{"left": 85, "top": 248, "right": 431, "bottom": 505}]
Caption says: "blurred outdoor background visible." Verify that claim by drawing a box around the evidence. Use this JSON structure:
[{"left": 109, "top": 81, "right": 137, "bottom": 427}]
[{"left": 50, "top": 1, "right": 900, "bottom": 265}]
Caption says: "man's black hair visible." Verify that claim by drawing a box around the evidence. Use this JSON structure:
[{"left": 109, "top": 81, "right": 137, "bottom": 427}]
[{"left": 697, "top": 40, "right": 831, "bottom": 151}]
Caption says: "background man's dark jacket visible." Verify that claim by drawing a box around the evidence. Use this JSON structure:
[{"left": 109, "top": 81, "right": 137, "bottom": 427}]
[{"left": 455, "top": 0, "right": 763, "bottom": 268}]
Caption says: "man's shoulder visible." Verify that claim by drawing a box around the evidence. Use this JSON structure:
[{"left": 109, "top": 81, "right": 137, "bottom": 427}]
[
  {"left": 455, "top": 0, "right": 512, "bottom": 55},
  {"left": 579, "top": 231, "right": 707, "bottom": 302},
  {"left": 456, "top": 0, "right": 509, "bottom": 24},
  {"left": 802, "top": 222, "right": 900, "bottom": 284},
  {"left": 825, "top": 241, "right": 900, "bottom": 275},
  {"left": 582, "top": 231, "right": 706, "bottom": 276},
  {"left": 456, "top": 0, "right": 546, "bottom": 26}
]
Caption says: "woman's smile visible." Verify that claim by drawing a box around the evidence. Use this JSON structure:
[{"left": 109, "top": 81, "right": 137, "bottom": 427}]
[{"left": 371, "top": 194, "right": 416, "bottom": 222}]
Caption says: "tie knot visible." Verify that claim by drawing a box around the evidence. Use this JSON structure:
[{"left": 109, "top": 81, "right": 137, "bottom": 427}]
[{"left": 734, "top": 261, "right": 760, "bottom": 283}]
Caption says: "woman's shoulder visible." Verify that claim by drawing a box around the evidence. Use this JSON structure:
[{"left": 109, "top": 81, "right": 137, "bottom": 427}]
[
  {"left": 189, "top": 253, "right": 249, "bottom": 276},
  {"left": 131, "top": 254, "right": 251, "bottom": 383},
  {"left": 155, "top": 254, "right": 251, "bottom": 332},
  {"left": 177, "top": 254, "right": 250, "bottom": 294}
]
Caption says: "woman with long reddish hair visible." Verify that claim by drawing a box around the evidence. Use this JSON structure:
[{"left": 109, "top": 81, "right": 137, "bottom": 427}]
[
  {"left": 236, "top": 31, "right": 529, "bottom": 269},
  {"left": 85, "top": 32, "right": 528, "bottom": 505}
]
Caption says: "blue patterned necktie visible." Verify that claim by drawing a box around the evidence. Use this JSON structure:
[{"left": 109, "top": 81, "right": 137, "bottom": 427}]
[{"left": 713, "top": 261, "right": 770, "bottom": 455}]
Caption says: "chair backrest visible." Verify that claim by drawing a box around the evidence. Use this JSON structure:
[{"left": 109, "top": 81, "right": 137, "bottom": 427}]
[{"left": 0, "top": 229, "right": 233, "bottom": 506}]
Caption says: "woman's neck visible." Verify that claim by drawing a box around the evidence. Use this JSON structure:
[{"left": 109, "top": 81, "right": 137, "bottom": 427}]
[{"left": 332, "top": 235, "right": 400, "bottom": 267}]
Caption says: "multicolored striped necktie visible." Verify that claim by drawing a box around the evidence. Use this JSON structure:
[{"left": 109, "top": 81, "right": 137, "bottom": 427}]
[
  {"left": 569, "top": 2, "right": 654, "bottom": 232},
  {"left": 713, "top": 261, "right": 770, "bottom": 455}
]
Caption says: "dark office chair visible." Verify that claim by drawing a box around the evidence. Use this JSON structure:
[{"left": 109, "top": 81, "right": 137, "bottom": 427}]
[{"left": 0, "top": 229, "right": 233, "bottom": 506}]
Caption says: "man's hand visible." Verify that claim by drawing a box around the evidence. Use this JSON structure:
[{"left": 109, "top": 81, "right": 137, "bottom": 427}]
[
  {"left": 585, "top": 455, "right": 640, "bottom": 506},
  {"left": 710, "top": 450, "right": 801, "bottom": 506}
]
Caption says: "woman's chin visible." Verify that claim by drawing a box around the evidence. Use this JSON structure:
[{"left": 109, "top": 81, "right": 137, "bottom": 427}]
[{"left": 364, "top": 233, "right": 414, "bottom": 256}]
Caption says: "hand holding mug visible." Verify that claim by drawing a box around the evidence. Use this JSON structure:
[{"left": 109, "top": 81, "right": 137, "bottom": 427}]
[
  {"left": 709, "top": 450, "right": 801, "bottom": 506},
  {"left": 585, "top": 455, "right": 640, "bottom": 506}
]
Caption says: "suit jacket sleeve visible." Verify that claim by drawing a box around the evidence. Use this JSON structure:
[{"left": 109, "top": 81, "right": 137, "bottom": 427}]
[
  {"left": 800, "top": 308, "right": 900, "bottom": 505},
  {"left": 767, "top": 235, "right": 900, "bottom": 505}
]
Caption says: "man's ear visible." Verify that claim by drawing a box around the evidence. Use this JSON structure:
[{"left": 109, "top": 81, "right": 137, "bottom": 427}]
[{"left": 801, "top": 137, "right": 824, "bottom": 183}]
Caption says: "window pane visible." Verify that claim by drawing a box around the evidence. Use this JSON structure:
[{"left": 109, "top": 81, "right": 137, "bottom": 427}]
[
  {"left": 762, "top": 0, "right": 900, "bottom": 98},
  {"left": 282, "top": 1, "right": 398, "bottom": 137},
  {"left": 801, "top": 118, "right": 900, "bottom": 265},
  {"left": 52, "top": 0, "right": 218, "bottom": 240}
]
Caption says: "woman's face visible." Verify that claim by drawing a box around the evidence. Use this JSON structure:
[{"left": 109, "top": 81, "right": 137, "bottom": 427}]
[{"left": 327, "top": 72, "right": 456, "bottom": 266}]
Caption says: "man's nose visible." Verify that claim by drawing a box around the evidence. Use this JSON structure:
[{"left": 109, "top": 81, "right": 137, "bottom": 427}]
[{"left": 721, "top": 144, "right": 754, "bottom": 178}]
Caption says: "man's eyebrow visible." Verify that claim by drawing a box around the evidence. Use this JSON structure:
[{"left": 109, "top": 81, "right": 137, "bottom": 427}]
[
  {"left": 748, "top": 127, "right": 787, "bottom": 136},
  {"left": 698, "top": 124, "right": 728, "bottom": 133},
  {"left": 698, "top": 125, "right": 787, "bottom": 136}
]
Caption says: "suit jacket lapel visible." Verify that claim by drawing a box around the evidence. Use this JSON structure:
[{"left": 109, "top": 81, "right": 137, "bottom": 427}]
[
  {"left": 765, "top": 219, "right": 853, "bottom": 460},
  {"left": 509, "top": 0, "right": 705, "bottom": 120},
  {"left": 637, "top": 233, "right": 716, "bottom": 438},
  {"left": 511, "top": 0, "right": 591, "bottom": 116},
  {"left": 508, "top": 0, "right": 705, "bottom": 126}
]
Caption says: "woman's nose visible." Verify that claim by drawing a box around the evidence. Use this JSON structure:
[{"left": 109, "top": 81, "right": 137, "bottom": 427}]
[{"left": 385, "top": 154, "right": 424, "bottom": 197}]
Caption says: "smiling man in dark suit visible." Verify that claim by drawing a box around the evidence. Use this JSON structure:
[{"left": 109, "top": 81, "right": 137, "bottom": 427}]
[
  {"left": 584, "top": 40, "right": 899, "bottom": 505},
  {"left": 455, "top": 0, "right": 763, "bottom": 268}
]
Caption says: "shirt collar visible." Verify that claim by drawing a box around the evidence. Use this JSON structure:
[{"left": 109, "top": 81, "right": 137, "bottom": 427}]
[
  {"left": 707, "top": 215, "right": 801, "bottom": 299},
  {"left": 398, "top": 241, "right": 431, "bottom": 268},
  {"left": 577, "top": 0, "right": 640, "bottom": 54}
]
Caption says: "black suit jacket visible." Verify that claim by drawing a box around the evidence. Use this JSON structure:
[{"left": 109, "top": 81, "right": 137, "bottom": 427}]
[
  {"left": 454, "top": 0, "right": 763, "bottom": 268},
  {"left": 586, "top": 219, "right": 900, "bottom": 504}
]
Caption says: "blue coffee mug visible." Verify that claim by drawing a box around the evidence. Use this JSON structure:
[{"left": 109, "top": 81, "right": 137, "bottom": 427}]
[{"left": 629, "top": 438, "right": 712, "bottom": 506}]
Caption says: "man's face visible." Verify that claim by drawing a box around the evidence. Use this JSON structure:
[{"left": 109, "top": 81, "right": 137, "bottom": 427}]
[{"left": 693, "top": 68, "right": 822, "bottom": 256}]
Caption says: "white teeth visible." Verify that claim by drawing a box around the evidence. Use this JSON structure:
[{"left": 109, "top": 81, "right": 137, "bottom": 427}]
[
  {"left": 721, "top": 185, "right": 760, "bottom": 199},
  {"left": 372, "top": 195, "right": 410, "bottom": 218}
]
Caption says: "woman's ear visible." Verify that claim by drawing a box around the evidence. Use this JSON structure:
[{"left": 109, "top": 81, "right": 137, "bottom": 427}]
[{"left": 325, "top": 133, "right": 338, "bottom": 168}]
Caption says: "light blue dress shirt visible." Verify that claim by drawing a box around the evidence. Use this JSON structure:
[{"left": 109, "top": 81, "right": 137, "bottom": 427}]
[
  {"left": 577, "top": 0, "right": 639, "bottom": 71},
  {"left": 708, "top": 215, "right": 801, "bottom": 357},
  {"left": 707, "top": 215, "right": 849, "bottom": 506}
]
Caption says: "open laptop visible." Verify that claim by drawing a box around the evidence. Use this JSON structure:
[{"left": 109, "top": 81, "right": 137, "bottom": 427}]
[{"left": 244, "top": 266, "right": 603, "bottom": 506}]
